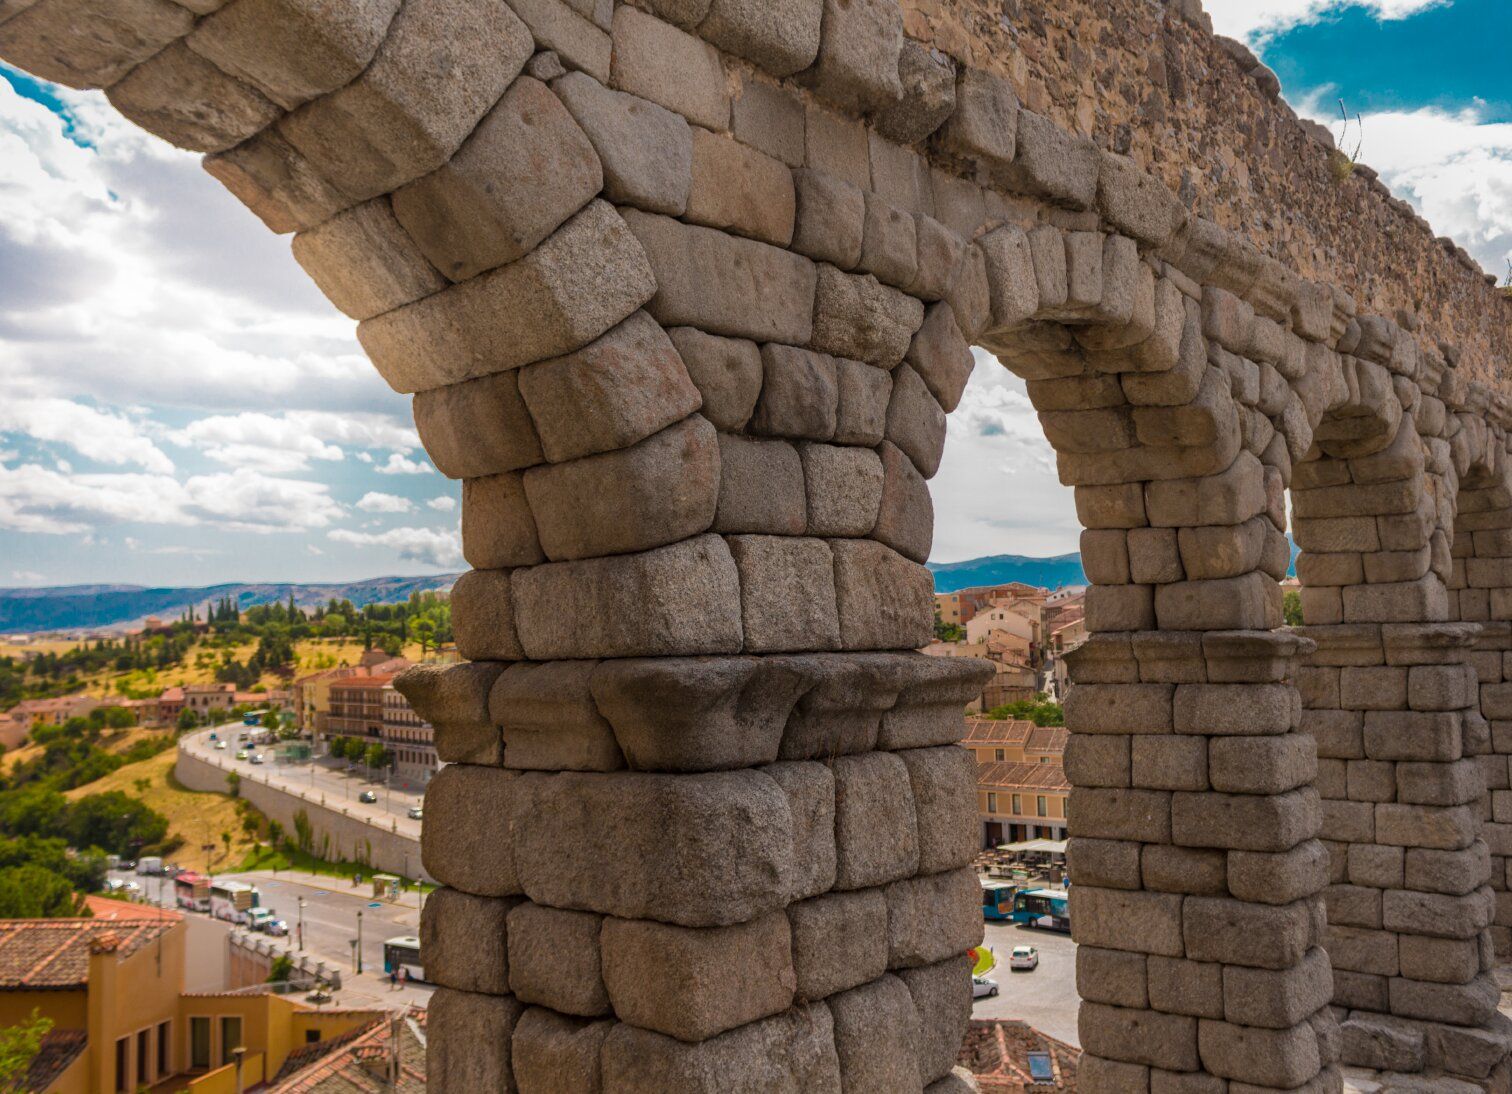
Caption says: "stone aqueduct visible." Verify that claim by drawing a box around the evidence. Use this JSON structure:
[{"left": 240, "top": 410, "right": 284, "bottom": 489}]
[{"left": 5, "top": 0, "right": 1512, "bottom": 1088}]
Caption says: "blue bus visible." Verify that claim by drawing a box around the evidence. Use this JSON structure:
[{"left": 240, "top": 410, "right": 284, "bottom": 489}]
[
  {"left": 1012, "top": 888, "right": 1070, "bottom": 932},
  {"left": 981, "top": 879, "right": 1017, "bottom": 921}
]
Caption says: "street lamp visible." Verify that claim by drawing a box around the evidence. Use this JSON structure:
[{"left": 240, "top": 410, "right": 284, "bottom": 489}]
[
  {"left": 297, "top": 897, "right": 305, "bottom": 952},
  {"left": 355, "top": 910, "right": 363, "bottom": 975}
]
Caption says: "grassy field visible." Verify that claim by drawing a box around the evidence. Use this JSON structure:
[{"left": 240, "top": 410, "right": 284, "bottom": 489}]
[
  {"left": 8, "top": 637, "right": 426, "bottom": 702},
  {"left": 64, "top": 749, "right": 257, "bottom": 872}
]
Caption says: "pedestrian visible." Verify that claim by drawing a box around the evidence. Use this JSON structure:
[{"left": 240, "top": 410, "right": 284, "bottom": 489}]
[
  {"left": 397, "top": 965, "right": 408, "bottom": 991},
  {"left": 388, "top": 966, "right": 397, "bottom": 992}
]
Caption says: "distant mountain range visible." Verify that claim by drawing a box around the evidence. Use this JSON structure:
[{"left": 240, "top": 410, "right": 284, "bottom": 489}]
[
  {"left": 0, "top": 575, "right": 462, "bottom": 634},
  {"left": 928, "top": 553, "right": 1087, "bottom": 593}
]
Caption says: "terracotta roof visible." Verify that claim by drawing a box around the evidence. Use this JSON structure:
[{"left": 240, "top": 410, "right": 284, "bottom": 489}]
[
  {"left": 976, "top": 760, "right": 1070, "bottom": 793},
  {"left": 11, "top": 697, "right": 95, "bottom": 714},
  {"left": 12, "top": 1028, "right": 87, "bottom": 1093},
  {"left": 0, "top": 917, "right": 176, "bottom": 989},
  {"left": 331, "top": 676, "right": 395, "bottom": 690},
  {"left": 1024, "top": 727, "right": 1068, "bottom": 754},
  {"left": 963, "top": 720, "right": 1036, "bottom": 747},
  {"left": 159, "top": 687, "right": 184, "bottom": 701},
  {"left": 84, "top": 895, "right": 181, "bottom": 922},
  {"left": 960, "top": 1019, "right": 1080, "bottom": 1091},
  {"left": 272, "top": 1008, "right": 426, "bottom": 1093}
]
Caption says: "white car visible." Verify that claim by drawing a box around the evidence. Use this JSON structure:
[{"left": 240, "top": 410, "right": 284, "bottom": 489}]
[
  {"left": 214, "top": 740, "right": 227, "bottom": 750},
  {"left": 1009, "top": 946, "right": 1040, "bottom": 971},
  {"left": 249, "top": 753, "right": 264, "bottom": 764},
  {"left": 972, "top": 976, "right": 999, "bottom": 999},
  {"left": 407, "top": 806, "right": 423, "bottom": 820}
]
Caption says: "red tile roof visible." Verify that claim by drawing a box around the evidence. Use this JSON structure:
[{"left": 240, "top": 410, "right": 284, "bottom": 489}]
[
  {"left": 12, "top": 1028, "right": 86, "bottom": 1093},
  {"left": 0, "top": 917, "right": 177, "bottom": 990},
  {"left": 272, "top": 1008, "right": 426, "bottom": 1093},
  {"left": 976, "top": 761, "right": 1071, "bottom": 793},
  {"left": 960, "top": 1019, "right": 1080, "bottom": 1091},
  {"left": 963, "top": 720, "right": 1036, "bottom": 747},
  {"left": 1024, "top": 727, "right": 1068, "bottom": 754},
  {"left": 84, "top": 895, "right": 181, "bottom": 922}
]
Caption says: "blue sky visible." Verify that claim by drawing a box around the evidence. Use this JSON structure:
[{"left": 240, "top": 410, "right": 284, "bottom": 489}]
[{"left": 0, "top": 0, "right": 1508, "bottom": 587}]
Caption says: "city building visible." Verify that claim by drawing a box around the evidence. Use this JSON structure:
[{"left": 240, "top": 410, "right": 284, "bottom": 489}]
[
  {"left": 933, "top": 582, "right": 1047, "bottom": 628},
  {"left": 319, "top": 664, "right": 437, "bottom": 785},
  {"left": 965, "top": 720, "right": 1069, "bottom": 847},
  {"left": 7, "top": 696, "right": 102, "bottom": 731},
  {"left": 0, "top": 901, "right": 388, "bottom": 1093},
  {"left": 958, "top": 1019, "right": 1079, "bottom": 1092},
  {"left": 182, "top": 684, "right": 237, "bottom": 718}
]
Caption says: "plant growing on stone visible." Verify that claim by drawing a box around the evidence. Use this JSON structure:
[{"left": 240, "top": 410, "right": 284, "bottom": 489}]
[{"left": 1330, "top": 98, "right": 1364, "bottom": 183}]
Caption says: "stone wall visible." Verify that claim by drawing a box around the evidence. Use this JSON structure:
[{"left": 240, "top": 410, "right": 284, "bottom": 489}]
[
  {"left": 175, "top": 749, "right": 426, "bottom": 880},
  {"left": 899, "top": 0, "right": 1512, "bottom": 392}
]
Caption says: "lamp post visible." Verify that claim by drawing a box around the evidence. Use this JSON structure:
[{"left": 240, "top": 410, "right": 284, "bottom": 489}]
[
  {"left": 355, "top": 910, "right": 363, "bottom": 975},
  {"left": 297, "top": 897, "right": 305, "bottom": 952}
]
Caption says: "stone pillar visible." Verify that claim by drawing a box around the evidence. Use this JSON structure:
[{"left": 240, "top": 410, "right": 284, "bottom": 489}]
[
  {"left": 1300, "top": 622, "right": 1512, "bottom": 1085},
  {"left": 1065, "top": 452, "right": 1340, "bottom": 1092}
]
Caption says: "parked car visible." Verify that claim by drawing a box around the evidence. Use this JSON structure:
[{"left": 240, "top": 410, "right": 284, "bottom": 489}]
[
  {"left": 247, "top": 908, "right": 288, "bottom": 936},
  {"left": 407, "top": 806, "right": 423, "bottom": 820},
  {"left": 972, "top": 976, "right": 999, "bottom": 999},
  {"left": 1009, "top": 946, "right": 1040, "bottom": 971},
  {"left": 235, "top": 749, "right": 248, "bottom": 760},
  {"left": 117, "top": 860, "right": 136, "bottom": 872},
  {"left": 358, "top": 790, "right": 378, "bottom": 804},
  {"left": 214, "top": 740, "right": 227, "bottom": 750},
  {"left": 249, "top": 753, "right": 264, "bottom": 765}
]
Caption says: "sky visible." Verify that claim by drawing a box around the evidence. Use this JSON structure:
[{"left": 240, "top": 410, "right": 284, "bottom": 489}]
[{"left": 0, "top": 1, "right": 1509, "bottom": 587}]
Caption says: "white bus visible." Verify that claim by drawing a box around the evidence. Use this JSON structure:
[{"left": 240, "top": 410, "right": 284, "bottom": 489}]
[{"left": 210, "top": 881, "right": 258, "bottom": 925}]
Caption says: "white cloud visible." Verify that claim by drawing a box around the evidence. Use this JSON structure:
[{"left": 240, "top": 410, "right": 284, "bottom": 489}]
[
  {"left": 426, "top": 496, "right": 457, "bottom": 512},
  {"left": 327, "top": 526, "right": 462, "bottom": 569},
  {"left": 375, "top": 453, "right": 434, "bottom": 476},
  {"left": 168, "top": 410, "right": 419, "bottom": 472},
  {"left": 356, "top": 491, "right": 415, "bottom": 514},
  {"left": 1204, "top": 0, "right": 1446, "bottom": 39},
  {"left": 0, "top": 461, "right": 342, "bottom": 535},
  {"left": 0, "top": 397, "right": 173, "bottom": 472},
  {"left": 9, "top": 570, "right": 45, "bottom": 584}
]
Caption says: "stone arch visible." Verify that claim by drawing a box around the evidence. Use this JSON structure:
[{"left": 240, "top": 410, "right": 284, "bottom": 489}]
[{"left": 3, "top": 0, "right": 1511, "bottom": 1090}]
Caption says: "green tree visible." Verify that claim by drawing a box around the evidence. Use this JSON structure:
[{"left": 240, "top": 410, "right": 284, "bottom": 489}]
[
  {"left": 933, "top": 621, "right": 967, "bottom": 642},
  {"left": 226, "top": 772, "right": 241, "bottom": 798},
  {"left": 0, "top": 864, "right": 86, "bottom": 917},
  {"left": 261, "top": 710, "right": 280, "bottom": 734},
  {"left": 102, "top": 706, "right": 135, "bottom": 729},
  {"left": 176, "top": 707, "right": 199, "bottom": 731},
  {"left": 364, "top": 743, "right": 391, "bottom": 772},
  {"left": 63, "top": 792, "right": 170, "bottom": 857},
  {"left": 1283, "top": 588, "right": 1303, "bottom": 627},
  {"left": 0, "top": 1010, "right": 54, "bottom": 1088},
  {"left": 268, "top": 953, "right": 295, "bottom": 982}
]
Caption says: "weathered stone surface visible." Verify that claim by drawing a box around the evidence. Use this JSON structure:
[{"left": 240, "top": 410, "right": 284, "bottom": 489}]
[
  {"left": 668, "top": 328, "right": 763, "bottom": 431},
  {"left": 1098, "top": 151, "right": 1186, "bottom": 249},
  {"left": 491, "top": 660, "right": 624, "bottom": 771},
  {"left": 511, "top": 534, "right": 743, "bottom": 660},
  {"left": 395, "top": 661, "right": 505, "bottom": 764},
  {"left": 788, "top": 888, "right": 888, "bottom": 1000},
  {"left": 901, "top": 955, "right": 974, "bottom": 1084},
  {"left": 900, "top": 746, "right": 980, "bottom": 874},
  {"left": 203, "top": 128, "right": 348, "bottom": 235},
  {"left": 187, "top": 0, "right": 398, "bottom": 110},
  {"left": 420, "top": 887, "right": 514, "bottom": 994},
  {"left": 802, "top": 444, "right": 884, "bottom": 537},
  {"left": 713, "top": 434, "right": 807, "bottom": 535},
  {"left": 792, "top": 168, "right": 866, "bottom": 269},
  {"left": 830, "top": 538, "right": 934, "bottom": 650},
  {"left": 811, "top": 264, "right": 926, "bottom": 368},
  {"left": 764, "top": 760, "right": 838, "bottom": 899},
  {"left": 601, "top": 1005, "right": 842, "bottom": 1091},
  {"left": 601, "top": 911, "right": 796, "bottom": 1041},
  {"left": 1079, "top": 1001, "right": 1198, "bottom": 1071},
  {"left": 391, "top": 76, "right": 603, "bottom": 282},
  {"left": 999, "top": 109, "right": 1099, "bottom": 209},
  {"left": 775, "top": 653, "right": 896, "bottom": 759},
  {"left": 859, "top": 192, "right": 919, "bottom": 288},
  {"left": 938, "top": 67, "right": 1018, "bottom": 170},
  {"left": 752, "top": 345, "right": 839, "bottom": 441},
  {"left": 729, "top": 535, "right": 841, "bottom": 653},
  {"left": 873, "top": 440, "right": 934, "bottom": 564},
  {"left": 907, "top": 302, "right": 975, "bottom": 414},
  {"left": 421, "top": 764, "right": 522, "bottom": 896},
  {"left": 507, "top": 902, "right": 612, "bottom": 1016},
  {"left": 518, "top": 310, "right": 701, "bottom": 464},
  {"left": 834, "top": 357, "right": 893, "bottom": 445},
  {"left": 361, "top": 201, "right": 655, "bottom": 393},
  {"left": 508, "top": 0, "right": 611, "bottom": 82},
  {"left": 554, "top": 71, "right": 693, "bottom": 216},
  {"left": 523, "top": 416, "right": 718, "bottom": 561},
  {"left": 414, "top": 369, "right": 544, "bottom": 480},
  {"left": 462, "top": 473, "right": 544, "bottom": 570},
  {"left": 512, "top": 768, "right": 795, "bottom": 926},
  {"left": 874, "top": 38, "right": 956, "bottom": 144},
  {"left": 106, "top": 41, "right": 279, "bottom": 154},
  {"left": 833, "top": 751, "right": 919, "bottom": 889},
  {"left": 802, "top": 0, "right": 902, "bottom": 113},
  {"left": 512, "top": 1009, "right": 612, "bottom": 1094},
  {"left": 0, "top": 0, "right": 194, "bottom": 90},
  {"left": 829, "top": 975, "right": 922, "bottom": 1092},
  {"left": 698, "top": 0, "right": 822, "bottom": 77},
  {"left": 291, "top": 197, "right": 446, "bottom": 321},
  {"left": 886, "top": 867, "right": 983, "bottom": 968},
  {"left": 610, "top": 5, "right": 728, "bottom": 130},
  {"left": 730, "top": 72, "right": 806, "bottom": 166},
  {"left": 277, "top": 0, "right": 530, "bottom": 201},
  {"left": 687, "top": 129, "right": 796, "bottom": 246},
  {"left": 623, "top": 209, "right": 818, "bottom": 344},
  {"left": 887, "top": 363, "right": 948, "bottom": 479},
  {"left": 451, "top": 569, "right": 526, "bottom": 662},
  {"left": 428, "top": 988, "right": 524, "bottom": 1092}
]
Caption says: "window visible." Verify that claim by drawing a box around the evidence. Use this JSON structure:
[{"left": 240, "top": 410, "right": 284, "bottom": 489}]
[
  {"left": 220, "top": 1016, "right": 243, "bottom": 1066},
  {"left": 305, "top": 1030, "right": 322, "bottom": 1044},
  {"left": 1011, "top": 794, "right": 1021, "bottom": 815},
  {"left": 190, "top": 1018, "right": 211, "bottom": 1069},
  {"left": 986, "top": 793, "right": 997, "bottom": 813},
  {"left": 137, "top": 1029, "right": 150, "bottom": 1085},
  {"left": 1037, "top": 796, "right": 1048, "bottom": 817},
  {"left": 115, "top": 1038, "right": 129, "bottom": 1092},
  {"left": 158, "top": 1022, "right": 171, "bottom": 1075},
  {"left": 995, "top": 749, "right": 1005, "bottom": 761}
]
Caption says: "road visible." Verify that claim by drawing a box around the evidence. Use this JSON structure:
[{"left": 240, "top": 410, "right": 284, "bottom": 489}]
[
  {"left": 181, "top": 724, "right": 423, "bottom": 837},
  {"left": 971, "top": 919, "right": 1079, "bottom": 1047}
]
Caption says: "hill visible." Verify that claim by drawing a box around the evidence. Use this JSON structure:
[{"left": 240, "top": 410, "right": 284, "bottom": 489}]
[
  {"left": 928, "top": 553, "right": 1087, "bottom": 593},
  {"left": 0, "top": 574, "right": 460, "bottom": 633}
]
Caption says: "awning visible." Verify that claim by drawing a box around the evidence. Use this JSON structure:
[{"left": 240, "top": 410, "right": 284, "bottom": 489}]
[{"left": 994, "top": 838, "right": 1068, "bottom": 854}]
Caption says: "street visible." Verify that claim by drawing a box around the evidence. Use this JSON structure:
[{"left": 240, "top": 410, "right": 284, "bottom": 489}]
[
  {"left": 972, "top": 919, "right": 1080, "bottom": 1047},
  {"left": 181, "top": 725, "right": 424, "bottom": 836}
]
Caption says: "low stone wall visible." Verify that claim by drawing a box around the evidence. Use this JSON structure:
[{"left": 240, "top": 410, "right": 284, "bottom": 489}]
[
  {"left": 175, "top": 749, "right": 427, "bottom": 881},
  {"left": 229, "top": 931, "right": 344, "bottom": 992}
]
